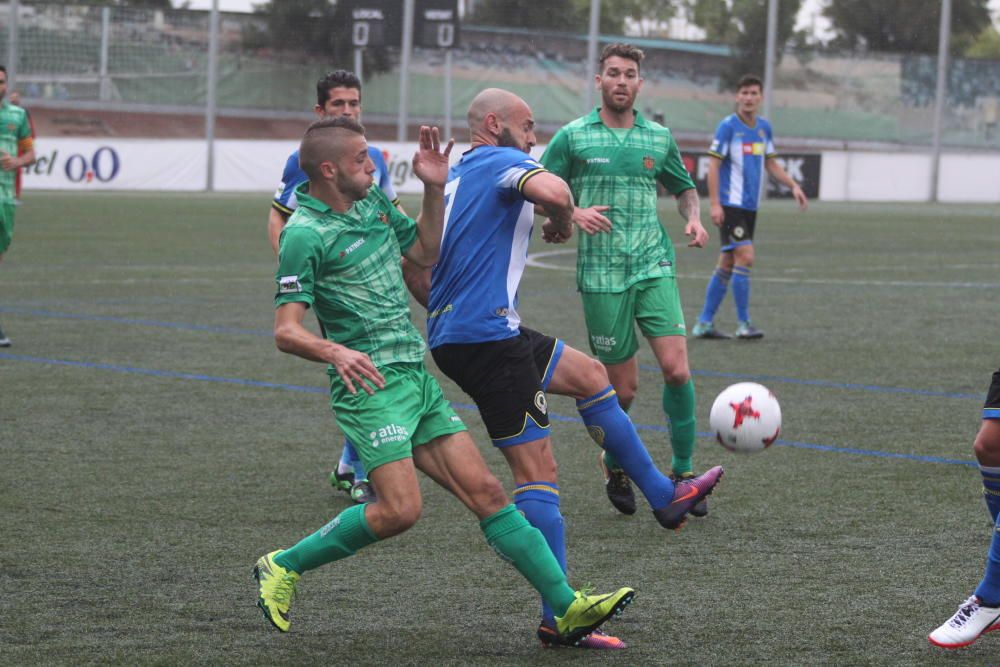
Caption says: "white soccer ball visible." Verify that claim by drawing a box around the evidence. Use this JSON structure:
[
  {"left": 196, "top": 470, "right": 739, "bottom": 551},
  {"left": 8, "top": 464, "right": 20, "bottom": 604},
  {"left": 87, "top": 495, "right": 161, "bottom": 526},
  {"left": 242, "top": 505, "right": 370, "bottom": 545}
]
[{"left": 709, "top": 382, "right": 781, "bottom": 454}]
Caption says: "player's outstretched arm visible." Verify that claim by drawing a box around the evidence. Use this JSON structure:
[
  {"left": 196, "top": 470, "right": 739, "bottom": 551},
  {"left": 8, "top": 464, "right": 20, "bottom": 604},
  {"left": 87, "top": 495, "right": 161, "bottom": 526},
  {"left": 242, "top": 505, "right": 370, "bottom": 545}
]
[
  {"left": 677, "top": 188, "right": 708, "bottom": 248},
  {"left": 765, "top": 157, "right": 808, "bottom": 211},
  {"left": 267, "top": 208, "right": 290, "bottom": 256},
  {"left": 274, "top": 302, "right": 384, "bottom": 395},
  {"left": 707, "top": 156, "right": 725, "bottom": 226},
  {"left": 407, "top": 126, "right": 455, "bottom": 268},
  {"left": 523, "top": 171, "right": 575, "bottom": 242}
]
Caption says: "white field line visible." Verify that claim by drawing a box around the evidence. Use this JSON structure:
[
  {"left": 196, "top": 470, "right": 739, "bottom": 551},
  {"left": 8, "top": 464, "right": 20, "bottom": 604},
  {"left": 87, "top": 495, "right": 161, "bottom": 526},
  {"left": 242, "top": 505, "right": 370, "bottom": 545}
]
[{"left": 525, "top": 249, "right": 1000, "bottom": 288}]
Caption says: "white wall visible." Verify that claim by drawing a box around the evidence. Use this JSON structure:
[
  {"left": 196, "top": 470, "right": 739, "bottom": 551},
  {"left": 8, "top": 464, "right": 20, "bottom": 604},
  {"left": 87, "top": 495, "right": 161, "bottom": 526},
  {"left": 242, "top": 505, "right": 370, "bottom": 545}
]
[{"left": 22, "top": 137, "right": 1000, "bottom": 203}]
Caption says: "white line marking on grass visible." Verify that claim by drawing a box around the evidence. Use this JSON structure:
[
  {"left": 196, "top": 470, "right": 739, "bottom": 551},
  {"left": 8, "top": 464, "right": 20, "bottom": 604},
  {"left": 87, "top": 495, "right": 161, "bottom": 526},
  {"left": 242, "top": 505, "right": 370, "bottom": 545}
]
[{"left": 526, "top": 249, "right": 1000, "bottom": 288}]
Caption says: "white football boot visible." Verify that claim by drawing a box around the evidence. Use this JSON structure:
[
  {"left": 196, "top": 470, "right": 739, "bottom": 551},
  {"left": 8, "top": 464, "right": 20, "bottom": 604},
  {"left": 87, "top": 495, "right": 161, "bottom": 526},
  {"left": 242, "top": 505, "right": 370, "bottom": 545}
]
[{"left": 928, "top": 595, "right": 1000, "bottom": 648}]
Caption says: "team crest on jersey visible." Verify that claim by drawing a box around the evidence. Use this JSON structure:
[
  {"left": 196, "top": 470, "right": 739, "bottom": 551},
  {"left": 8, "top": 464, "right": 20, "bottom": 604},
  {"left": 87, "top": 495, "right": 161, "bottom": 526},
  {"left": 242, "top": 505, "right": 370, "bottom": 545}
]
[
  {"left": 6, "top": 123, "right": 13, "bottom": 132},
  {"left": 278, "top": 275, "right": 302, "bottom": 293},
  {"left": 643, "top": 156, "right": 655, "bottom": 170},
  {"left": 379, "top": 211, "right": 389, "bottom": 225},
  {"left": 758, "top": 129, "right": 766, "bottom": 139}
]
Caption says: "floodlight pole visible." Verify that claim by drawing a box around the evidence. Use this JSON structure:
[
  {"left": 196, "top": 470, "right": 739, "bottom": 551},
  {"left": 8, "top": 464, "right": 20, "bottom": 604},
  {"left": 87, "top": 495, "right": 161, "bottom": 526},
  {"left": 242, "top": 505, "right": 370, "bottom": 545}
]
[
  {"left": 762, "top": 0, "right": 777, "bottom": 122},
  {"left": 930, "top": 0, "right": 952, "bottom": 203},
  {"left": 761, "top": 0, "right": 778, "bottom": 203},
  {"left": 205, "top": 0, "right": 220, "bottom": 192},
  {"left": 99, "top": 7, "right": 111, "bottom": 100},
  {"left": 444, "top": 49, "right": 453, "bottom": 142},
  {"left": 397, "top": 0, "right": 415, "bottom": 142},
  {"left": 7, "top": 0, "right": 18, "bottom": 92},
  {"left": 584, "top": 0, "right": 600, "bottom": 112}
]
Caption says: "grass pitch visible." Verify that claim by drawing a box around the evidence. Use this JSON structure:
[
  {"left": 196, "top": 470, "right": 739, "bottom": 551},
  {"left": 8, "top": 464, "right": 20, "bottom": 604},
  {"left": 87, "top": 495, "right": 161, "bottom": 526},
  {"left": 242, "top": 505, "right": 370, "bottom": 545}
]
[{"left": 1, "top": 192, "right": 997, "bottom": 665}]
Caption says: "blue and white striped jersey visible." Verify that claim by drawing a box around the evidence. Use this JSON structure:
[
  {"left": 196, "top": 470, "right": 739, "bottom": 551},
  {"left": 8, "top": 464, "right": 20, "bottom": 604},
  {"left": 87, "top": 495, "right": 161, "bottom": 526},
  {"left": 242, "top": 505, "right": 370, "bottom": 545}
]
[
  {"left": 708, "top": 114, "right": 777, "bottom": 211},
  {"left": 426, "top": 145, "right": 547, "bottom": 349}
]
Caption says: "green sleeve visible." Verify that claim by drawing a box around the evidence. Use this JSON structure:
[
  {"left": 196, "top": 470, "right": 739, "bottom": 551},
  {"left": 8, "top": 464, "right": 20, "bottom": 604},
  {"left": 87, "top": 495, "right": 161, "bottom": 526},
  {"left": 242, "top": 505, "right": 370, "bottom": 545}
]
[
  {"left": 374, "top": 186, "right": 416, "bottom": 254},
  {"left": 657, "top": 134, "right": 696, "bottom": 195},
  {"left": 17, "top": 111, "right": 31, "bottom": 141},
  {"left": 274, "top": 225, "right": 324, "bottom": 308},
  {"left": 540, "top": 127, "right": 572, "bottom": 180}
]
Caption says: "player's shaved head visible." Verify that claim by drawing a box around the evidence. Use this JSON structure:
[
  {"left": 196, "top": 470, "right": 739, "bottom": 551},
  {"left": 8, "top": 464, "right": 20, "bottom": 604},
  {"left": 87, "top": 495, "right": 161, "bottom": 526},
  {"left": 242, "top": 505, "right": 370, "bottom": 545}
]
[
  {"left": 467, "top": 88, "right": 527, "bottom": 129},
  {"left": 299, "top": 116, "right": 366, "bottom": 181}
]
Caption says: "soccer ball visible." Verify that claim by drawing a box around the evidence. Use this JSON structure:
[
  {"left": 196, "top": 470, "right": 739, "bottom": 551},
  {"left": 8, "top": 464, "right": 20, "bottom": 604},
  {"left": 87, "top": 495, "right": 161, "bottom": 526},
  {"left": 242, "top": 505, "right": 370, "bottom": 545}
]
[{"left": 709, "top": 382, "right": 781, "bottom": 454}]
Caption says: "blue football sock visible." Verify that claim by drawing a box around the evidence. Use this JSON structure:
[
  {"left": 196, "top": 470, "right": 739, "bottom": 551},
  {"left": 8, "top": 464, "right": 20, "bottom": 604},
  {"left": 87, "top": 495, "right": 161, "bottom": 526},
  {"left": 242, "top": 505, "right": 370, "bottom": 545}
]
[
  {"left": 513, "top": 482, "right": 565, "bottom": 625},
  {"left": 698, "top": 267, "right": 731, "bottom": 324},
  {"left": 975, "top": 514, "right": 1000, "bottom": 606},
  {"left": 981, "top": 465, "right": 1000, "bottom": 523},
  {"left": 577, "top": 386, "right": 674, "bottom": 511},
  {"left": 338, "top": 442, "right": 353, "bottom": 472},
  {"left": 343, "top": 440, "right": 367, "bottom": 480},
  {"left": 732, "top": 266, "right": 751, "bottom": 323}
]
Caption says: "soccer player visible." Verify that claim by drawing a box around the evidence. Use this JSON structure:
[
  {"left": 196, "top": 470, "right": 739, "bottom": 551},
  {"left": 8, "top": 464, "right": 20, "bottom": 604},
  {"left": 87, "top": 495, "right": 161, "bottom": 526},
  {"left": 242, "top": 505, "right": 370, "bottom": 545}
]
[
  {"left": 928, "top": 368, "right": 1000, "bottom": 649},
  {"left": 267, "top": 70, "right": 403, "bottom": 505},
  {"left": 540, "top": 44, "right": 718, "bottom": 519},
  {"left": 427, "top": 87, "right": 722, "bottom": 649},
  {"left": 0, "top": 66, "right": 36, "bottom": 348},
  {"left": 8, "top": 90, "right": 34, "bottom": 204},
  {"left": 690, "top": 73, "right": 808, "bottom": 341},
  {"left": 254, "top": 116, "right": 635, "bottom": 644}
]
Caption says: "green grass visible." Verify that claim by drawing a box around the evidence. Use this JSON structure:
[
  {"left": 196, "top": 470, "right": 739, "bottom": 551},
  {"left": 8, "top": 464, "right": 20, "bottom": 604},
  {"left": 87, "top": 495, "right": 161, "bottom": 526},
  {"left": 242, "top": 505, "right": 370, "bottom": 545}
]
[{"left": 1, "top": 192, "right": 998, "bottom": 665}]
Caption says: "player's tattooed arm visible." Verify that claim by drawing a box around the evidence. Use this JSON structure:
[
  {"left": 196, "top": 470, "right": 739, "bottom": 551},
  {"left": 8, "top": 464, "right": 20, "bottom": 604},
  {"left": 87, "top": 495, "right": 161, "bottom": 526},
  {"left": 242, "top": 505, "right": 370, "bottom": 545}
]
[
  {"left": 677, "top": 187, "right": 701, "bottom": 222},
  {"left": 676, "top": 187, "right": 709, "bottom": 248}
]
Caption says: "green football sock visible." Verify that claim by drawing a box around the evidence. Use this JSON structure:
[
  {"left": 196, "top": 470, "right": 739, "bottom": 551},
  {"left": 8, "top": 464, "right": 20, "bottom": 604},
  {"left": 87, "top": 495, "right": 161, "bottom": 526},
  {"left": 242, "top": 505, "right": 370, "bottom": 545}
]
[
  {"left": 275, "top": 503, "right": 378, "bottom": 574},
  {"left": 602, "top": 403, "right": 630, "bottom": 471},
  {"left": 663, "top": 378, "right": 697, "bottom": 476},
  {"left": 480, "top": 504, "right": 576, "bottom": 617}
]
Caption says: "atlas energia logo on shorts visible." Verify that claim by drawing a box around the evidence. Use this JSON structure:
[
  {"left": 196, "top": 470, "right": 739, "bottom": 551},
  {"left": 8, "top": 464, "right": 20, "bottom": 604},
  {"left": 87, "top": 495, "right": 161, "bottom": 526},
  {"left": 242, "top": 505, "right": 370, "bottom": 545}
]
[
  {"left": 370, "top": 424, "right": 409, "bottom": 448},
  {"left": 591, "top": 334, "right": 617, "bottom": 352}
]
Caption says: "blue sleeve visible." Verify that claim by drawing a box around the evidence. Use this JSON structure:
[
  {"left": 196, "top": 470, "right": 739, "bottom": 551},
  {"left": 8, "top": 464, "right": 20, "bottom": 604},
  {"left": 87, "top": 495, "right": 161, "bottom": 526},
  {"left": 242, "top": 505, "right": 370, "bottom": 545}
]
[
  {"left": 369, "top": 147, "right": 399, "bottom": 204},
  {"left": 708, "top": 119, "right": 732, "bottom": 159},
  {"left": 495, "top": 150, "right": 547, "bottom": 201},
  {"left": 272, "top": 151, "right": 306, "bottom": 214}
]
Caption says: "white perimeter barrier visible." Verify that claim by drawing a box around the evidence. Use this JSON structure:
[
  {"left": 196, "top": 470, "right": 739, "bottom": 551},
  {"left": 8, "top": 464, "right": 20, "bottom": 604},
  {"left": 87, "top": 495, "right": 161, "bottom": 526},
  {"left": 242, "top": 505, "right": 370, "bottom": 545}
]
[{"left": 22, "top": 138, "right": 1000, "bottom": 203}]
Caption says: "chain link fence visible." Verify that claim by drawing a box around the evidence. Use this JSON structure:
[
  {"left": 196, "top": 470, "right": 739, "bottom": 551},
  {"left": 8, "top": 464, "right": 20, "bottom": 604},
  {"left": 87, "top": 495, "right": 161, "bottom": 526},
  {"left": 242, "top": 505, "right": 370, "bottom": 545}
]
[{"left": 1, "top": 2, "right": 997, "bottom": 148}]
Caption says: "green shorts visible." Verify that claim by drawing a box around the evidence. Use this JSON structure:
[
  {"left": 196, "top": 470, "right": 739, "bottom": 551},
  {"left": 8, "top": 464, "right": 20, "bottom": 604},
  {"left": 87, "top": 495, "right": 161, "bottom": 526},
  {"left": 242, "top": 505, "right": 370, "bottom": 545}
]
[
  {"left": 328, "top": 362, "right": 467, "bottom": 474},
  {"left": 0, "top": 203, "right": 14, "bottom": 254},
  {"left": 581, "top": 276, "right": 687, "bottom": 364}
]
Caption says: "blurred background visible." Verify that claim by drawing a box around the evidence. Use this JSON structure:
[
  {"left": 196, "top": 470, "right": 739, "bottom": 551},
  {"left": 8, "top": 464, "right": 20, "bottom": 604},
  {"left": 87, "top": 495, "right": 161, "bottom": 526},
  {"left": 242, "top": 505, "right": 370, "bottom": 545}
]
[{"left": 5, "top": 0, "right": 999, "bottom": 198}]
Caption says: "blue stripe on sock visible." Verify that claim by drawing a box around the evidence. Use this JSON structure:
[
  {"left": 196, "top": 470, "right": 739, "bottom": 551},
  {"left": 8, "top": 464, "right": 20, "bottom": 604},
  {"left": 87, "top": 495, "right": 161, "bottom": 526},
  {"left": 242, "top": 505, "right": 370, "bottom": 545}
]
[
  {"left": 732, "top": 268, "right": 751, "bottom": 323},
  {"left": 975, "top": 515, "right": 1000, "bottom": 606},
  {"left": 576, "top": 385, "right": 674, "bottom": 510},
  {"left": 699, "top": 268, "right": 731, "bottom": 324}
]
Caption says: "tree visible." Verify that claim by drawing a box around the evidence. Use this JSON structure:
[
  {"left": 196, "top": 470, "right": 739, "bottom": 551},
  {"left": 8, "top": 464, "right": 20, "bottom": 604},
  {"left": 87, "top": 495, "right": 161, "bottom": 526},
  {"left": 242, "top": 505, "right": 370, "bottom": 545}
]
[
  {"left": 965, "top": 25, "right": 1000, "bottom": 59},
  {"left": 823, "top": 0, "right": 992, "bottom": 55},
  {"left": 683, "top": 0, "right": 803, "bottom": 88},
  {"left": 23, "top": 0, "right": 173, "bottom": 6},
  {"left": 470, "top": 0, "right": 675, "bottom": 35}
]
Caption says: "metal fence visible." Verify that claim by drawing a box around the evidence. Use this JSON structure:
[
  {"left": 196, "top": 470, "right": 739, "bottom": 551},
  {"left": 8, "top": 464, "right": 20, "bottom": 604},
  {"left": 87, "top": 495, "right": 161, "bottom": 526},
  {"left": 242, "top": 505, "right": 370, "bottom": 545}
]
[{"left": 2, "top": 2, "right": 996, "bottom": 149}]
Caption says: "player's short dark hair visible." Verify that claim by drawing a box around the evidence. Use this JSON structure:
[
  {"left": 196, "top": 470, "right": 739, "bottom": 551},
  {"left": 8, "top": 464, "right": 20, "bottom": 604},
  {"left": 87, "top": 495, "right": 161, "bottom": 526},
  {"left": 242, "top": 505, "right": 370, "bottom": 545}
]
[
  {"left": 305, "top": 115, "right": 365, "bottom": 137},
  {"left": 737, "top": 74, "right": 763, "bottom": 91},
  {"left": 599, "top": 43, "right": 644, "bottom": 72},
  {"left": 316, "top": 70, "right": 362, "bottom": 107},
  {"left": 300, "top": 116, "right": 366, "bottom": 180},
  {"left": 0, "top": 65, "right": 7, "bottom": 76}
]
